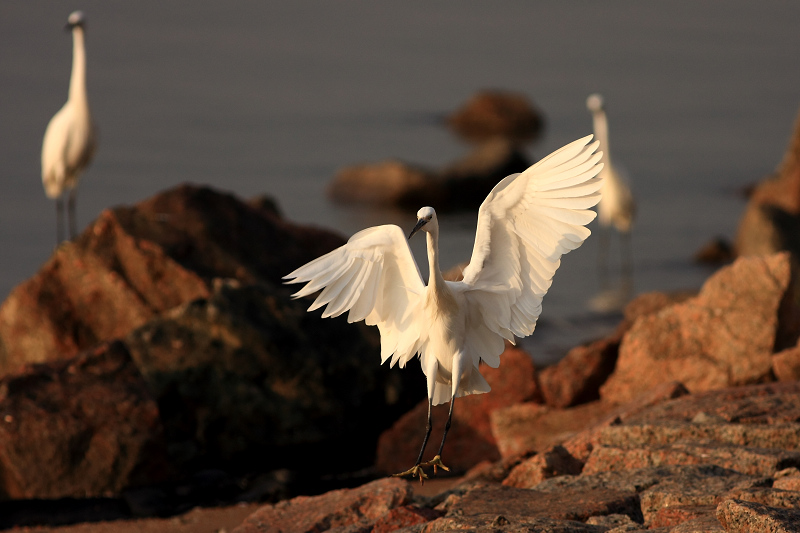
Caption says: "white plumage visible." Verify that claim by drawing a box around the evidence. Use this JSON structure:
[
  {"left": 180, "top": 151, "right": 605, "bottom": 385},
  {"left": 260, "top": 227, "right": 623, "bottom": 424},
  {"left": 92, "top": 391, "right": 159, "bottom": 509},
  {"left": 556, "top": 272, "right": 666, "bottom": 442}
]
[
  {"left": 284, "top": 135, "right": 603, "bottom": 480},
  {"left": 42, "top": 10, "right": 97, "bottom": 244}
]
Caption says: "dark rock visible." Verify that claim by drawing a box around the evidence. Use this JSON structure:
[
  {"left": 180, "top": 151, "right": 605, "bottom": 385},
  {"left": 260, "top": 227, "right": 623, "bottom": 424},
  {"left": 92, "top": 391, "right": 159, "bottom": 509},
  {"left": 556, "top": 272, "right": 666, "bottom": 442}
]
[
  {"left": 0, "top": 341, "right": 169, "bottom": 499},
  {"left": 231, "top": 478, "right": 412, "bottom": 533},
  {"left": 716, "top": 499, "right": 800, "bottom": 532},
  {"left": 0, "top": 184, "right": 345, "bottom": 376},
  {"left": 327, "top": 159, "right": 435, "bottom": 207},
  {"left": 694, "top": 237, "right": 735, "bottom": 265},
  {"left": 124, "top": 279, "right": 419, "bottom": 474},
  {"left": 375, "top": 346, "right": 541, "bottom": 475},
  {"left": 447, "top": 90, "right": 544, "bottom": 144},
  {"left": 601, "top": 253, "right": 800, "bottom": 404}
]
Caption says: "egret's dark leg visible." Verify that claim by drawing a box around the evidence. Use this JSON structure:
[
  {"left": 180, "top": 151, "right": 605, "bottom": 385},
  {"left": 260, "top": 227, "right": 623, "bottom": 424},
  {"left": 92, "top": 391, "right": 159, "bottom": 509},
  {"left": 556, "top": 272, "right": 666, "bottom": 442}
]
[
  {"left": 67, "top": 188, "right": 77, "bottom": 240},
  {"left": 392, "top": 396, "right": 434, "bottom": 482},
  {"left": 56, "top": 197, "right": 64, "bottom": 246},
  {"left": 420, "top": 395, "right": 453, "bottom": 475}
]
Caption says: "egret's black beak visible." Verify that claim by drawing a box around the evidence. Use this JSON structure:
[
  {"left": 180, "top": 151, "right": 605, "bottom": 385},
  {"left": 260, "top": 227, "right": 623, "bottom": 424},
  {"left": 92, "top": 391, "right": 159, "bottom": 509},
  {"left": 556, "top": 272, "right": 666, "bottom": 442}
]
[{"left": 408, "top": 219, "right": 427, "bottom": 240}]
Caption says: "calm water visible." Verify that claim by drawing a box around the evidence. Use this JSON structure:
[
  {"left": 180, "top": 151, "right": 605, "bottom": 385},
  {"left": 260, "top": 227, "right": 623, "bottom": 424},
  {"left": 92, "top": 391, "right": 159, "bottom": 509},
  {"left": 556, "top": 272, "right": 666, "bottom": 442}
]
[{"left": 2, "top": 2, "right": 799, "bottom": 362}]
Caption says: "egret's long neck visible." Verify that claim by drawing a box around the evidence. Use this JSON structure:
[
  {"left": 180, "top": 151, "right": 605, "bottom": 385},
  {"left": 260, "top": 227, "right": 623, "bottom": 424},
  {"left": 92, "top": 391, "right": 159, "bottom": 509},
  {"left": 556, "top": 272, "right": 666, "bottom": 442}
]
[
  {"left": 425, "top": 227, "right": 447, "bottom": 294},
  {"left": 68, "top": 27, "right": 88, "bottom": 105},
  {"left": 591, "top": 110, "right": 612, "bottom": 167}
]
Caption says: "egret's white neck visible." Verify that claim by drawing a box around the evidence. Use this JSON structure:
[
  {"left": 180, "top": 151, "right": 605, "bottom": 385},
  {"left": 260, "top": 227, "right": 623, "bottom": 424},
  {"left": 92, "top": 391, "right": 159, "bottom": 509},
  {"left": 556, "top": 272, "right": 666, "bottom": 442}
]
[
  {"left": 68, "top": 27, "right": 88, "bottom": 105},
  {"left": 425, "top": 226, "right": 446, "bottom": 292},
  {"left": 591, "top": 110, "right": 612, "bottom": 168}
]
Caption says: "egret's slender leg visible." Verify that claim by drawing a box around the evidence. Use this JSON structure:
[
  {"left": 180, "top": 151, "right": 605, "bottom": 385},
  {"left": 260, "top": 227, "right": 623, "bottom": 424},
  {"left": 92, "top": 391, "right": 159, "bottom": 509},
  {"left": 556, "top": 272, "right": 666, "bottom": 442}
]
[
  {"left": 67, "top": 187, "right": 77, "bottom": 240},
  {"left": 56, "top": 196, "right": 64, "bottom": 246},
  {"left": 393, "top": 360, "right": 438, "bottom": 483},
  {"left": 421, "top": 395, "right": 453, "bottom": 475}
]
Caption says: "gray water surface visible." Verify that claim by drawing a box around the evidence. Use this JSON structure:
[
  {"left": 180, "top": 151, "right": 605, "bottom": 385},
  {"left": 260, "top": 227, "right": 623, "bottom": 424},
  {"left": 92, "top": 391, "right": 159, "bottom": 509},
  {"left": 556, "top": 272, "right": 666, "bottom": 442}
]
[{"left": 2, "top": 2, "right": 799, "bottom": 363}]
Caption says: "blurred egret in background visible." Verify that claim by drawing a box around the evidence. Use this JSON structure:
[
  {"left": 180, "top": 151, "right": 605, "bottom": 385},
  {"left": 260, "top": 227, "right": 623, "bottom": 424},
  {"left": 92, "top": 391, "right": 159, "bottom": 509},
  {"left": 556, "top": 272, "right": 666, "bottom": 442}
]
[
  {"left": 41, "top": 10, "right": 97, "bottom": 244},
  {"left": 586, "top": 94, "right": 635, "bottom": 283},
  {"left": 285, "top": 136, "right": 603, "bottom": 481}
]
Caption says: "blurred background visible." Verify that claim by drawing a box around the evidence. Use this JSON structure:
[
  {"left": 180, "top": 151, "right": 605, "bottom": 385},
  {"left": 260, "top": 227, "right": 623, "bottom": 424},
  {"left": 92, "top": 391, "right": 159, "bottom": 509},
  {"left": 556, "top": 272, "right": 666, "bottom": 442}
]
[{"left": 1, "top": 1, "right": 799, "bottom": 362}]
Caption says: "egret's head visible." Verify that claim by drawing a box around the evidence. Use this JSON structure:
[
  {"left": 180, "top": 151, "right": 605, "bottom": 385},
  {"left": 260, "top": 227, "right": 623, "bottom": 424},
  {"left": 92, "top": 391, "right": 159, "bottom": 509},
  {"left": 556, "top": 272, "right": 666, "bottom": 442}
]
[
  {"left": 66, "top": 11, "right": 87, "bottom": 31},
  {"left": 408, "top": 206, "right": 436, "bottom": 240},
  {"left": 586, "top": 93, "right": 604, "bottom": 112}
]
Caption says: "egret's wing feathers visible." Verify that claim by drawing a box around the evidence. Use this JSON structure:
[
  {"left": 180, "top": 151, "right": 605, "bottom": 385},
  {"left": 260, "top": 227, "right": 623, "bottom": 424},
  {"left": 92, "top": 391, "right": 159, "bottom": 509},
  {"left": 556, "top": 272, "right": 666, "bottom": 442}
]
[
  {"left": 284, "top": 225, "right": 426, "bottom": 366},
  {"left": 461, "top": 135, "right": 603, "bottom": 350}
]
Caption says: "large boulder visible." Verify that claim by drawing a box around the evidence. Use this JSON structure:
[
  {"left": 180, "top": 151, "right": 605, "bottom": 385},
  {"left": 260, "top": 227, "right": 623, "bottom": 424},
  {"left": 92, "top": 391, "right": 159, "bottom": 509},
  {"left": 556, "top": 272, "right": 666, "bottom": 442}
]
[
  {"left": 124, "top": 278, "right": 419, "bottom": 473},
  {"left": 0, "top": 341, "right": 169, "bottom": 499},
  {"left": 600, "top": 253, "right": 800, "bottom": 404},
  {"left": 0, "top": 184, "right": 344, "bottom": 376}
]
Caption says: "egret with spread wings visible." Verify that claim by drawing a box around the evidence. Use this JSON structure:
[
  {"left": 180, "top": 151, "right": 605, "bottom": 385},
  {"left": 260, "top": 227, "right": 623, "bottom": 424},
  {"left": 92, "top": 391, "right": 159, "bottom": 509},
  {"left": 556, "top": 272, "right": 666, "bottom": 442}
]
[{"left": 284, "top": 135, "right": 603, "bottom": 481}]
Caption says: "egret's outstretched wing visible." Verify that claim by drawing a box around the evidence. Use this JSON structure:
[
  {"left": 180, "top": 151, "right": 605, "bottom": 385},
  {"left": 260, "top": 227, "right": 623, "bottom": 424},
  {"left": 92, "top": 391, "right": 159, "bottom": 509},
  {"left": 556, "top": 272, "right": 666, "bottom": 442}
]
[
  {"left": 460, "top": 135, "right": 604, "bottom": 362},
  {"left": 283, "top": 225, "right": 427, "bottom": 366}
]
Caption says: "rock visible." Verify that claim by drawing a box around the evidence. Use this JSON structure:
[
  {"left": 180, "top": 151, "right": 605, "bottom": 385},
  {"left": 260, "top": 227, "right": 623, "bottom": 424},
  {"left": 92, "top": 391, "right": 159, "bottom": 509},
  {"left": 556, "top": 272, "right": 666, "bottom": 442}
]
[
  {"left": 0, "top": 184, "right": 345, "bottom": 376},
  {"left": 327, "top": 159, "right": 435, "bottom": 207},
  {"left": 772, "top": 345, "right": 800, "bottom": 381},
  {"left": 423, "top": 515, "right": 609, "bottom": 532},
  {"left": 735, "top": 105, "right": 800, "bottom": 259},
  {"left": 539, "top": 335, "right": 621, "bottom": 408},
  {"left": 371, "top": 505, "right": 443, "bottom": 533},
  {"left": 327, "top": 139, "right": 531, "bottom": 211},
  {"left": 375, "top": 346, "right": 541, "bottom": 474},
  {"left": 447, "top": 90, "right": 544, "bottom": 144},
  {"left": 601, "top": 253, "right": 800, "bottom": 404},
  {"left": 0, "top": 341, "right": 169, "bottom": 498},
  {"left": 491, "top": 400, "right": 613, "bottom": 460},
  {"left": 231, "top": 478, "right": 412, "bottom": 533},
  {"left": 124, "top": 279, "right": 419, "bottom": 474},
  {"left": 502, "top": 445, "right": 584, "bottom": 489},
  {"left": 447, "top": 484, "right": 642, "bottom": 524},
  {"left": 716, "top": 499, "right": 800, "bottom": 532},
  {"left": 647, "top": 505, "right": 717, "bottom": 529},
  {"left": 694, "top": 237, "right": 735, "bottom": 265}
]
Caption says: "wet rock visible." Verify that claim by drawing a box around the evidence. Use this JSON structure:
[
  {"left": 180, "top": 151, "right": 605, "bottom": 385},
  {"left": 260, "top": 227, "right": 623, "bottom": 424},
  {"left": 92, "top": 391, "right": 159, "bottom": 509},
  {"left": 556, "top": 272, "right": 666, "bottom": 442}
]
[
  {"left": 375, "top": 346, "right": 541, "bottom": 474},
  {"left": 446, "top": 90, "right": 544, "bottom": 144},
  {"left": 0, "top": 184, "right": 345, "bottom": 376},
  {"left": 124, "top": 279, "right": 419, "bottom": 474},
  {"left": 0, "top": 341, "right": 169, "bottom": 498},
  {"left": 716, "top": 499, "right": 800, "bottom": 532},
  {"left": 601, "top": 253, "right": 800, "bottom": 404},
  {"left": 231, "top": 478, "right": 412, "bottom": 533}
]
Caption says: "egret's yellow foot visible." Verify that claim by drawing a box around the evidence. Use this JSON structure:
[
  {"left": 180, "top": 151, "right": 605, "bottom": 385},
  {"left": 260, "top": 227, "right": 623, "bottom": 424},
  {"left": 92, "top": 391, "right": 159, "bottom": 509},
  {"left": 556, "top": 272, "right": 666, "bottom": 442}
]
[
  {"left": 392, "top": 464, "right": 429, "bottom": 484},
  {"left": 420, "top": 455, "right": 450, "bottom": 475}
]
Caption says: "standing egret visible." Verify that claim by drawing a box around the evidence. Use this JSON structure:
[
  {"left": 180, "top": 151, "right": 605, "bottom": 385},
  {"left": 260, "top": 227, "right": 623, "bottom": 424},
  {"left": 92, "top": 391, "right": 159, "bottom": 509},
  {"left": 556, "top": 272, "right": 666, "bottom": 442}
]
[
  {"left": 284, "top": 136, "right": 603, "bottom": 481},
  {"left": 586, "top": 94, "right": 635, "bottom": 280},
  {"left": 41, "top": 10, "right": 97, "bottom": 244}
]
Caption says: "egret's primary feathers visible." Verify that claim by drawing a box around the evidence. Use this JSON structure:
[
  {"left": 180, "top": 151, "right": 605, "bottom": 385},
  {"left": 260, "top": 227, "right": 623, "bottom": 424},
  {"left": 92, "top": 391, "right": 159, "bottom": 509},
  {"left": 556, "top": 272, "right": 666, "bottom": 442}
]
[
  {"left": 285, "top": 135, "right": 603, "bottom": 479},
  {"left": 42, "top": 10, "right": 97, "bottom": 243}
]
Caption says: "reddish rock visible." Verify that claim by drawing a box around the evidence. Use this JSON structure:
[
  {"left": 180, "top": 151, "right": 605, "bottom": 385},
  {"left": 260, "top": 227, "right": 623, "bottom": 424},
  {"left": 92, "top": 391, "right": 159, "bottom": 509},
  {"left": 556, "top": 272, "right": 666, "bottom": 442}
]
[
  {"left": 371, "top": 505, "right": 443, "bottom": 533},
  {"left": 601, "top": 253, "right": 800, "bottom": 404},
  {"left": 716, "top": 499, "right": 800, "bottom": 532},
  {"left": 503, "top": 445, "right": 584, "bottom": 489},
  {"left": 0, "top": 341, "right": 169, "bottom": 499},
  {"left": 648, "top": 505, "right": 716, "bottom": 529},
  {"left": 231, "top": 478, "right": 411, "bottom": 533},
  {"left": 447, "top": 90, "right": 544, "bottom": 144},
  {"left": 491, "top": 400, "right": 613, "bottom": 460},
  {"left": 582, "top": 442, "right": 800, "bottom": 477},
  {"left": 375, "top": 346, "right": 541, "bottom": 474},
  {"left": 0, "top": 184, "right": 345, "bottom": 376},
  {"left": 772, "top": 345, "right": 800, "bottom": 381},
  {"left": 448, "top": 484, "right": 642, "bottom": 523},
  {"left": 539, "top": 336, "right": 620, "bottom": 408},
  {"left": 773, "top": 468, "right": 800, "bottom": 491},
  {"left": 671, "top": 514, "right": 726, "bottom": 533}
]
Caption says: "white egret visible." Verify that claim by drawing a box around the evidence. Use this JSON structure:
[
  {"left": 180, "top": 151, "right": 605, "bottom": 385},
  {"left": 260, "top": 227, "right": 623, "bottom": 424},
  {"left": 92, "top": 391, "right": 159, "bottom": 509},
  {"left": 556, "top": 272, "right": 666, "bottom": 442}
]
[
  {"left": 41, "top": 10, "right": 97, "bottom": 244},
  {"left": 284, "top": 136, "right": 603, "bottom": 481},
  {"left": 586, "top": 94, "right": 635, "bottom": 278}
]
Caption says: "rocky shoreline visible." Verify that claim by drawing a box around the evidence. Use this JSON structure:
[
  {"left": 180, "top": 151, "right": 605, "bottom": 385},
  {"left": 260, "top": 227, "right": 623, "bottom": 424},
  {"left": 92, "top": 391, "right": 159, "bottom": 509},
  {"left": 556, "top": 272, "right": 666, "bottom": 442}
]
[{"left": 3, "top": 104, "right": 800, "bottom": 532}]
